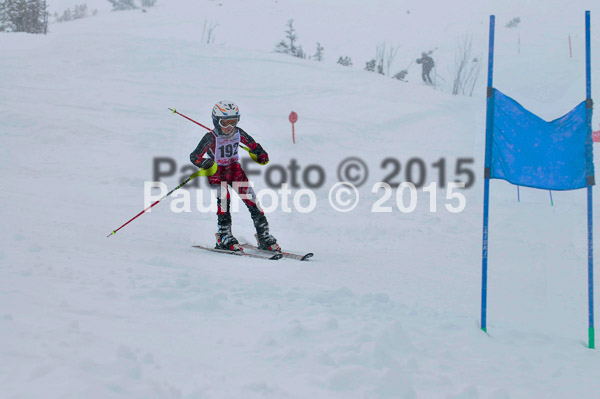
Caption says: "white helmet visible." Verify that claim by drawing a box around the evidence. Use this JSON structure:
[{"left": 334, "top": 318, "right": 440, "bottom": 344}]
[{"left": 212, "top": 101, "right": 240, "bottom": 136}]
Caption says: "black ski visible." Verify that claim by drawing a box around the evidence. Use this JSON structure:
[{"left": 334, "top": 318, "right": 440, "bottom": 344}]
[
  {"left": 242, "top": 243, "right": 314, "bottom": 261},
  {"left": 192, "top": 245, "right": 283, "bottom": 260}
]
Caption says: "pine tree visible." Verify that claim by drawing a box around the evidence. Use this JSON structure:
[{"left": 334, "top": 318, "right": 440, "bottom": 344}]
[
  {"left": 285, "top": 19, "right": 297, "bottom": 55},
  {"left": 313, "top": 42, "right": 324, "bottom": 61},
  {"left": 274, "top": 39, "right": 290, "bottom": 54},
  {"left": 107, "top": 0, "right": 137, "bottom": 11},
  {"left": 59, "top": 8, "right": 72, "bottom": 22},
  {"left": 294, "top": 44, "right": 306, "bottom": 59},
  {"left": 275, "top": 19, "right": 300, "bottom": 55},
  {"left": 73, "top": 4, "right": 87, "bottom": 19},
  {"left": 0, "top": 0, "right": 48, "bottom": 34},
  {"left": 364, "top": 59, "right": 376, "bottom": 72},
  {"left": 337, "top": 56, "right": 352, "bottom": 67}
]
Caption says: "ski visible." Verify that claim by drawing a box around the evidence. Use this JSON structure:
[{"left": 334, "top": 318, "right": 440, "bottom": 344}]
[
  {"left": 192, "top": 245, "right": 283, "bottom": 260},
  {"left": 241, "top": 243, "right": 314, "bottom": 261}
]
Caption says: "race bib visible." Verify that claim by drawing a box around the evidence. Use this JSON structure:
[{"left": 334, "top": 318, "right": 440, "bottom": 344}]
[{"left": 214, "top": 131, "right": 240, "bottom": 166}]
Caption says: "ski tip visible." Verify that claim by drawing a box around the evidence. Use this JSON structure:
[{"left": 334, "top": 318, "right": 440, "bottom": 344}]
[{"left": 301, "top": 253, "right": 314, "bottom": 261}]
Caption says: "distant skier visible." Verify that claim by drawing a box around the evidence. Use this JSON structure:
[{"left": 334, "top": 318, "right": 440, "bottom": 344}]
[
  {"left": 416, "top": 52, "right": 435, "bottom": 85},
  {"left": 393, "top": 69, "right": 408, "bottom": 82},
  {"left": 189, "top": 101, "right": 280, "bottom": 252}
]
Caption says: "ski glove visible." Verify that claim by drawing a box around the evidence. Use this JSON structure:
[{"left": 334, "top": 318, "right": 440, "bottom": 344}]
[
  {"left": 199, "top": 158, "right": 215, "bottom": 170},
  {"left": 248, "top": 143, "right": 269, "bottom": 165},
  {"left": 257, "top": 153, "right": 269, "bottom": 165}
]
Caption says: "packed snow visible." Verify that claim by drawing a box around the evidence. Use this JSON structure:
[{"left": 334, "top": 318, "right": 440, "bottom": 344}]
[{"left": 1, "top": 0, "right": 600, "bottom": 398}]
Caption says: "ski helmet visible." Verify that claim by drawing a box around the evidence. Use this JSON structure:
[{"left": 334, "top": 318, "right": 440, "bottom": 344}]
[{"left": 212, "top": 101, "right": 240, "bottom": 136}]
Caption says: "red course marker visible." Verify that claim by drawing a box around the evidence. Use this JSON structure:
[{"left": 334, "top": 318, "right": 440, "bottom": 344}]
[{"left": 289, "top": 111, "right": 298, "bottom": 143}]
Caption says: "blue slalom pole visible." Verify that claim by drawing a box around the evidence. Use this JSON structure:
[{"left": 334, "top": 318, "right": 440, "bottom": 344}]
[
  {"left": 585, "top": 10, "right": 595, "bottom": 349},
  {"left": 481, "top": 15, "right": 496, "bottom": 333}
]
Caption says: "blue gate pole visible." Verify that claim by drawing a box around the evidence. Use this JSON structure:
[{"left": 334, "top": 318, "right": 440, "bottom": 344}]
[
  {"left": 585, "top": 10, "right": 595, "bottom": 349},
  {"left": 481, "top": 15, "right": 496, "bottom": 333}
]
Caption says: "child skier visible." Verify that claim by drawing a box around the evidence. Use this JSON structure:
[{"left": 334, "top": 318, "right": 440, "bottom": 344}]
[{"left": 189, "top": 101, "right": 280, "bottom": 252}]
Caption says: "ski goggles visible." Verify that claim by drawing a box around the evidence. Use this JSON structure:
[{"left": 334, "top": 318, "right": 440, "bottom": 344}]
[{"left": 219, "top": 118, "right": 239, "bottom": 128}]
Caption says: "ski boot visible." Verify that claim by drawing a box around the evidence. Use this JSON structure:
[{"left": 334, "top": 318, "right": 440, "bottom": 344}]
[
  {"left": 215, "top": 213, "right": 242, "bottom": 251},
  {"left": 249, "top": 206, "right": 281, "bottom": 252}
]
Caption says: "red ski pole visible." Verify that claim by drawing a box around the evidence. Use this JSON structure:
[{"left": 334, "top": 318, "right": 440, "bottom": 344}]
[
  {"left": 169, "top": 108, "right": 213, "bottom": 131},
  {"left": 108, "top": 108, "right": 244, "bottom": 238},
  {"left": 107, "top": 169, "right": 208, "bottom": 237}
]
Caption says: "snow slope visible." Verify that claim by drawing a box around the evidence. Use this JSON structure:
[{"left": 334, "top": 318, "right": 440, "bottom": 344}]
[{"left": 1, "top": 0, "right": 600, "bottom": 398}]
